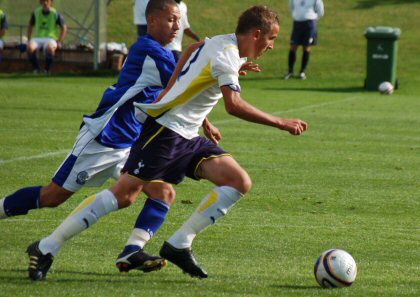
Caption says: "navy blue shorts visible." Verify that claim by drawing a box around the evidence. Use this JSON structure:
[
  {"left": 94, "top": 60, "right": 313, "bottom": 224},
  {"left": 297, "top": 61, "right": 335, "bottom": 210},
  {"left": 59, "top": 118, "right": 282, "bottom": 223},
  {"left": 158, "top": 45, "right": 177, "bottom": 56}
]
[
  {"left": 123, "top": 117, "right": 230, "bottom": 184},
  {"left": 290, "top": 20, "right": 318, "bottom": 46}
]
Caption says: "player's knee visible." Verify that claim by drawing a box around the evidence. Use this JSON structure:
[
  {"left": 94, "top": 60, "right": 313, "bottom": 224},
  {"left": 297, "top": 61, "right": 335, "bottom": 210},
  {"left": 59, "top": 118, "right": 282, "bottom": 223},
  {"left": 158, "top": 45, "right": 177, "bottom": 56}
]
[
  {"left": 225, "top": 171, "right": 252, "bottom": 195},
  {"left": 143, "top": 183, "right": 176, "bottom": 206},
  {"left": 27, "top": 45, "right": 37, "bottom": 53},
  {"left": 238, "top": 172, "right": 252, "bottom": 195},
  {"left": 159, "top": 186, "right": 176, "bottom": 205}
]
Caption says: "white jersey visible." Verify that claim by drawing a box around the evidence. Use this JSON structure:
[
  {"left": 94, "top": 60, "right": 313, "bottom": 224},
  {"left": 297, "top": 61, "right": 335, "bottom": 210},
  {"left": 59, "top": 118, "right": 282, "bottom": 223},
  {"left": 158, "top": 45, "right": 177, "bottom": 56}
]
[
  {"left": 135, "top": 33, "right": 246, "bottom": 139},
  {"left": 167, "top": 1, "right": 190, "bottom": 52},
  {"left": 290, "top": 0, "right": 324, "bottom": 21},
  {"left": 133, "top": 0, "right": 149, "bottom": 25}
]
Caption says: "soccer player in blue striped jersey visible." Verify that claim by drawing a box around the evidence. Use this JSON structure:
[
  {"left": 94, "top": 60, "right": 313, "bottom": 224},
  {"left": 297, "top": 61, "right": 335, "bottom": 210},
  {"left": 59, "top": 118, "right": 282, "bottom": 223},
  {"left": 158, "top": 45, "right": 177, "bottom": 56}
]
[
  {"left": 25, "top": 4, "right": 307, "bottom": 280},
  {"left": 0, "top": 0, "right": 213, "bottom": 280}
]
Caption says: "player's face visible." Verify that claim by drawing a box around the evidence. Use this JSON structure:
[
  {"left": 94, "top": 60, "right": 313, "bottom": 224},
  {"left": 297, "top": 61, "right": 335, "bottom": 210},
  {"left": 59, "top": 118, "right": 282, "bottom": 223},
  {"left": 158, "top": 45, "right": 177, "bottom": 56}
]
[
  {"left": 149, "top": 4, "right": 181, "bottom": 47},
  {"left": 40, "top": 0, "right": 53, "bottom": 10},
  {"left": 252, "top": 24, "right": 280, "bottom": 59}
]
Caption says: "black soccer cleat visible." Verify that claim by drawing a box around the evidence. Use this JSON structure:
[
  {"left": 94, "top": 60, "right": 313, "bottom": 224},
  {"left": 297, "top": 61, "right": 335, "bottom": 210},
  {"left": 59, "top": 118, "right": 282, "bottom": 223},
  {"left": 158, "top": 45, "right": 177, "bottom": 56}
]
[
  {"left": 159, "top": 241, "right": 208, "bottom": 279},
  {"left": 116, "top": 249, "right": 167, "bottom": 273},
  {"left": 26, "top": 241, "right": 54, "bottom": 281}
]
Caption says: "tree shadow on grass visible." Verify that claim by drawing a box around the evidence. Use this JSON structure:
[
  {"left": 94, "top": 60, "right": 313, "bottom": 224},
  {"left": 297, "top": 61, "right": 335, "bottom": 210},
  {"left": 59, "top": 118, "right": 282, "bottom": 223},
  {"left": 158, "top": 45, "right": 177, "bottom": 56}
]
[{"left": 355, "top": 0, "right": 419, "bottom": 9}]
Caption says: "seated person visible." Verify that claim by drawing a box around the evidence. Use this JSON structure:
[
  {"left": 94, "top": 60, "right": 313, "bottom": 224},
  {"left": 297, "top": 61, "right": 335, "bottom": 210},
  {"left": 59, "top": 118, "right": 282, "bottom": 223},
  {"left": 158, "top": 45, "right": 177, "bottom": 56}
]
[
  {"left": 27, "top": 0, "right": 67, "bottom": 73},
  {"left": 0, "top": 8, "right": 8, "bottom": 61}
]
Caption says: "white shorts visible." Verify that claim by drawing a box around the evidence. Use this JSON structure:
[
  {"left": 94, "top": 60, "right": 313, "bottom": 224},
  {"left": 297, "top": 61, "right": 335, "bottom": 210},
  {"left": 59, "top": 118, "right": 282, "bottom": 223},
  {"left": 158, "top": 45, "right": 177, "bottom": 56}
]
[
  {"left": 52, "top": 125, "right": 131, "bottom": 192},
  {"left": 29, "top": 37, "right": 57, "bottom": 52}
]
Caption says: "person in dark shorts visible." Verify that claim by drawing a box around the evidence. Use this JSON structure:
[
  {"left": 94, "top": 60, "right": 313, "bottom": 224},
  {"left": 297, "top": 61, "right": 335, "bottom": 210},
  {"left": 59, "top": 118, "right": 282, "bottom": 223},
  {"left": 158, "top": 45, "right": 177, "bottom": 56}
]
[
  {"left": 26, "top": 4, "right": 308, "bottom": 281},
  {"left": 284, "top": 0, "right": 324, "bottom": 80}
]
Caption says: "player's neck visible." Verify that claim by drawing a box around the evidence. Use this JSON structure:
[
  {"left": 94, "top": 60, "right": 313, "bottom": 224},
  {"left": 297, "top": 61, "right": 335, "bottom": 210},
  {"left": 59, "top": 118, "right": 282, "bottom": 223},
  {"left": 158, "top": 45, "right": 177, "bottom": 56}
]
[{"left": 236, "top": 34, "right": 255, "bottom": 59}]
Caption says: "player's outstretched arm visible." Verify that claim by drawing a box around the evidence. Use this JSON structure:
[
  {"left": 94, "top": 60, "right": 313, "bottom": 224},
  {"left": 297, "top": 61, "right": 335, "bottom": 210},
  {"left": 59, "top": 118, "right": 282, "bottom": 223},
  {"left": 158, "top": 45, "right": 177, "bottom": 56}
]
[{"left": 221, "top": 86, "right": 308, "bottom": 135}]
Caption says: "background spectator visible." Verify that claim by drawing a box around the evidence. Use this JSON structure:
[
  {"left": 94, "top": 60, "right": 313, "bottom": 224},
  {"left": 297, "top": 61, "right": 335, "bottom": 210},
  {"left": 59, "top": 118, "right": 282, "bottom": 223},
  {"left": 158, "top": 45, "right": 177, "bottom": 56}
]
[
  {"left": 133, "top": 0, "right": 149, "bottom": 38},
  {"left": 27, "top": 0, "right": 67, "bottom": 74},
  {"left": 0, "top": 8, "right": 8, "bottom": 62},
  {"left": 167, "top": 0, "right": 200, "bottom": 62}
]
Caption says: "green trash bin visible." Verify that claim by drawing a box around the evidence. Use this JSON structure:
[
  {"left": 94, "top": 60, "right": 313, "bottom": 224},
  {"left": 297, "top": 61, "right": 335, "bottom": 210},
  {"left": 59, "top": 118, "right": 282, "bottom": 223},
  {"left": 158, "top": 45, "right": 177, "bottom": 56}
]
[{"left": 364, "top": 26, "right": 401, "bottom": 90}]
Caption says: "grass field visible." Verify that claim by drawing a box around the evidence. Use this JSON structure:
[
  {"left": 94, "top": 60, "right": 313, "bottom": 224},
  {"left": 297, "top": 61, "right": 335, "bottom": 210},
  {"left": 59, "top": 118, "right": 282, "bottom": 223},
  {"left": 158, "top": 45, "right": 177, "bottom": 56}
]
[{"left": 1, "top": 0, "right": 420, "bottom": 296}]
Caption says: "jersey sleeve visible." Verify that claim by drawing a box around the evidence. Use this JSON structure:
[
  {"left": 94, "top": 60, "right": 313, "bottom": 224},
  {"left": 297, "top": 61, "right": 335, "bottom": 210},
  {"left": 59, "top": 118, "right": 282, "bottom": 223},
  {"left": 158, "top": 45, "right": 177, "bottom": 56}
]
[
  {"left": 211, "top": 45, "right": 242, "bottom": 92},
  {"left": 315, "top": 0, "right": 325, "bottom": 18},
  {"left": 1, "top": 14, "right": 8, "bottom": 29},
  {"left": 29, "top": 13, "right": 35, "bottom": 26},
  {"left": 56, "top": 12, "right": 65, "bottom": 28}
]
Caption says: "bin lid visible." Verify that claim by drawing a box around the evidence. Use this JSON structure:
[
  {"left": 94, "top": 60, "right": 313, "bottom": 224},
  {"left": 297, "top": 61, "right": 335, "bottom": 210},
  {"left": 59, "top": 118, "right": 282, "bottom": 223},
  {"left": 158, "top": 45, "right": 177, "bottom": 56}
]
[{"left": 364, "top": 26, "right": 401, "bottom": 39}]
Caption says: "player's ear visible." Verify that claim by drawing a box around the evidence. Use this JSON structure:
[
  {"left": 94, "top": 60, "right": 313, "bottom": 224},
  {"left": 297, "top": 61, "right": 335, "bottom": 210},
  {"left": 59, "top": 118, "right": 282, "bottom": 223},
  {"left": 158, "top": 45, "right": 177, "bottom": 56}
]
[{"left": 253, "top": 29, "right": 262, "bottom": 41}]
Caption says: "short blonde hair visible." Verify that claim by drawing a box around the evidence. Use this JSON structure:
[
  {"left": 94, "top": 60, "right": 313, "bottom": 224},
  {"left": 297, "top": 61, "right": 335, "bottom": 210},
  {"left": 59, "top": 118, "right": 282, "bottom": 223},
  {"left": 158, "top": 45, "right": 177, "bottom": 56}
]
[{"left": 236, "top": 6, "right": 279, "bottom": 35}]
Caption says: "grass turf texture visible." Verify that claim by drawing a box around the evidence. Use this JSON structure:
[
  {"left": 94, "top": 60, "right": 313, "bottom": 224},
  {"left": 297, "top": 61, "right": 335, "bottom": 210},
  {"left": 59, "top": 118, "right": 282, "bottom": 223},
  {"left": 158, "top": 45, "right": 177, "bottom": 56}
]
[{"left": 1, "top": 0, "right": 420, "bottom": 296}]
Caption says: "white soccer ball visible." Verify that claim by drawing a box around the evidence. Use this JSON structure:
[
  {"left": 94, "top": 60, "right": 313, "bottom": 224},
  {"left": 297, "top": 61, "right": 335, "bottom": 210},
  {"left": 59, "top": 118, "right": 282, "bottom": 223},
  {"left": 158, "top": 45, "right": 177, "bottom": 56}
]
[
  {"left": 378, "top": 81, "right": 394, "bottom": 95},
  {"left": 314, "top": 249, "right": 357, "bottom": 288}
]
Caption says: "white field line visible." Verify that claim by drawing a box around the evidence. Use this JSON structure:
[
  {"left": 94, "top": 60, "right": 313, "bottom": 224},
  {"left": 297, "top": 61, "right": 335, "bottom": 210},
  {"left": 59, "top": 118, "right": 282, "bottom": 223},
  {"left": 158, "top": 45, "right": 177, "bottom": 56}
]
[
  {"left": 0, "top": 149, "right": 69, "bottom": 165},
  {"left": 212, "top": 95, "right": 363, "bottom": 125},
  {"left": 0, "top": 95, "right": 363, "bottom": 166}
]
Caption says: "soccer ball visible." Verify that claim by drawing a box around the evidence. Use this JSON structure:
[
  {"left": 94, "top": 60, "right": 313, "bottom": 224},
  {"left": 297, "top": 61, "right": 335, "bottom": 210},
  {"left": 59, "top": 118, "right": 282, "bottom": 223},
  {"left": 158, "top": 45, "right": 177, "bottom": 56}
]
[
  {"left": 378, "top": 81, "right": 394, "bottom": 95},
  {"left": 314, "top": 249, "right": 357, "bottom": 288}
]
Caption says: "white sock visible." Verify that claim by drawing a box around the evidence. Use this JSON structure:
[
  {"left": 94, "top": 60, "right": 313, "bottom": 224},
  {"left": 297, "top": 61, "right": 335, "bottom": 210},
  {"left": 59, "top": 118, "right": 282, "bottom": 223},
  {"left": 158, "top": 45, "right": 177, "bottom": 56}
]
[
  {"left": 0, "top": 198, "right": 6, "bottom": 219},
  {"left": 125, "top": 228, "right": 151, "bottom": 250},
  {"left": 167, "top": 186, "right": 243, "bottom": 249},
  {"left": 39, "top": 189, "right": 118, "bottom": 256}
]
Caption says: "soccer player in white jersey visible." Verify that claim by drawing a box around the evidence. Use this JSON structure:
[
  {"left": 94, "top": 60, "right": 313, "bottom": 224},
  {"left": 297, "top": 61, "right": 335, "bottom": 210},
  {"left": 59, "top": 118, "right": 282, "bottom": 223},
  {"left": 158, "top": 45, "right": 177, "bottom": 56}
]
[
  {"left": 26, "top": 5, "right": 307, "bottom": 280},
  {"left": 284, "top": 0, "right": 324, "bottom": 80}
]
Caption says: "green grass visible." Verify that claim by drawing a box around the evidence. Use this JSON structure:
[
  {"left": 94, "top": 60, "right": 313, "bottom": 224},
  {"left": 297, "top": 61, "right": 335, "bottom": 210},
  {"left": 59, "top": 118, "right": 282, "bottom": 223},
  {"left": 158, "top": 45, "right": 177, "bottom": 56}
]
[{"left": 1, "top": 0, "right": 420, "bottom": 296}]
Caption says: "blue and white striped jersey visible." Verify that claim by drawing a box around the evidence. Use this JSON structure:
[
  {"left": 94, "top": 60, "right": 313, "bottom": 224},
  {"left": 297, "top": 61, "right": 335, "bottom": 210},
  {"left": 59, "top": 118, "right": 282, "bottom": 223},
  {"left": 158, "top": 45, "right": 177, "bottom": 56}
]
[{"left": 83, "top": 34, "right": 176, "bottom": 149}]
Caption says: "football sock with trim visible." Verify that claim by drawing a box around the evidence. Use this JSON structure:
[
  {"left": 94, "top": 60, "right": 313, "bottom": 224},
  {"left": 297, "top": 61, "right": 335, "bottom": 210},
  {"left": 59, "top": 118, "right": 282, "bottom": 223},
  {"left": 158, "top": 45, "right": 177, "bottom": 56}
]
[
  {"left": 45, "top": 53, "right": 54, "bottom": 72},
  {"left": 28, "top": 53, "right": 40, "bottom": 71},
  {"left": 124, "top": 198, "right": 169, "bottom": 251},
  {"left": 0, "top": 186, "right": 42, "bottom": 219},
  {"left": 301, "top": 50, "right": 310, "bottom": 74},
  {"left": 167, "top": 186, "right": 243, "bottom": 249},
  {"left": 288, "top": 50, "right": 296, "bottom": 73},
  {"left": 39, "top": 189, "right": 118, "bottom": 256}
]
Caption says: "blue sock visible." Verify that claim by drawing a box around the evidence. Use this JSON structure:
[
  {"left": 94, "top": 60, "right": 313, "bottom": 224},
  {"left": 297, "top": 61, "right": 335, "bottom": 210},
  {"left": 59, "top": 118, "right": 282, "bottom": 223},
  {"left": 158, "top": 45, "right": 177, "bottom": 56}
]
[
  {"left": 45, "top": 53, "right": 54, "bottom": 71},
  {"left": 134, "top": 198, "right": 169, "bottom": 238},
  {"left": 301, "top": 51, "right": 310, "bottom": 73},
  {"left": 3, "top": 186, "right": 42, "bottom": 216},
  {"left": 28, "top": 53, "right": 40, "bottom": 71}
]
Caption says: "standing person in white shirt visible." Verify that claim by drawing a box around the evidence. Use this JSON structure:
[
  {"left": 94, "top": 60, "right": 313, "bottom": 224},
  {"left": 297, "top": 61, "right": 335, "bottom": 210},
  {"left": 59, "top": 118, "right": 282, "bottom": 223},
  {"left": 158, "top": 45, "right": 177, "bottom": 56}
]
[
  {"left": 167, "top": 0, "right": 200, "bottom": 62},
  {"left": 133, "top": 0, "right": 150, "bottom": 37},
  {"left": 284, "top": 0, "right": 324, "bottom": 80}
]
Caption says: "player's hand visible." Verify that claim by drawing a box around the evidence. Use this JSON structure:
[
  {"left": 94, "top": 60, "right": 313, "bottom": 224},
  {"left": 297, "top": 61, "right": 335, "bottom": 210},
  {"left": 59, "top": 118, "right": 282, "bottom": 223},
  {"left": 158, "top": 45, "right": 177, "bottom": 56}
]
[
  {"left": 57, "top": 41, "right": 62, "bottom": 49},
  {"left": 279, "top": 119, "right": 308, "bottom": 135},
  {"left": 239, "top": 62, "right": 261, "bottom": 76},
  {"left": 202, "top": 119, "right": 222, "bottom": 144}
]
